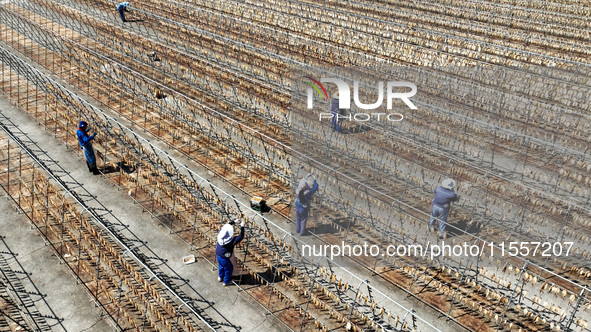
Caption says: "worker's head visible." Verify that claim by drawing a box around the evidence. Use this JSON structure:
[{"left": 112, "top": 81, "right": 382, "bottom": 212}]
[
  {"left": 123, "top": 2, "right": 129, "bottom": 6},
  {"left": 79, "top": 121, "right": 89, "bottom": 132},
  {"left": 332, "top": 91, "right": 339, "bottom": 99},
  {"left": 441, "top": 178, "right": 456, "bottom": 190},
  {"left": 217, "top": 223, "right": 234, "bottom": 246}
]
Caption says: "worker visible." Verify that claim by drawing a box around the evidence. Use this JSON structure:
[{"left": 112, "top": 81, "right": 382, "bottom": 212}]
[
  {"left": 429, "top": 178, "right": 458, "bottom": 239},
  {"left": 216, "top": 219, "right": 246, "bottom": 286},
  {"left": 77, "top": 121, "right": 99, "bottom": 175},
  {"left": 147, "top": 51, "right": 161, "bottom": 62},
  {"left": 330, "top": 92, "right": 342, "bottom": 132},
  {"left": 295, "top": 174, "right": 318, "bottom": 236},
  {"left": 117, "top": 2, "right": 130, "bottom": 22}
]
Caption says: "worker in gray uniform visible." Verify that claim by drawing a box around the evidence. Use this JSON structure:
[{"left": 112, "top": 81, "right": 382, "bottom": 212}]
[
  {"left": 295, "top": 174, "right": 319, "bottom": 236},
  {"left": 429, "top": 178, "right": 458, "bottom": 239}
]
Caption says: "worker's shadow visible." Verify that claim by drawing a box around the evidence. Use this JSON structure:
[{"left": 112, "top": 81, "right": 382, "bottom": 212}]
[
  {"left": 348, "top": 124, "right": 373, "bottom": 134},
  {"left": 310, "top": 223, "right": 337, "bottom": 235},
  {"left": 234, "top": 266, "right": 291, "bottom": 286},
  {"left": 99, "top": 164, "right": 121, "bottom": 175},
  {"left": 447, "top": 218, "right": 480, "bottom": 237},
  {"left": 125, "top": 19, "right": 144, "bottom": 22}
]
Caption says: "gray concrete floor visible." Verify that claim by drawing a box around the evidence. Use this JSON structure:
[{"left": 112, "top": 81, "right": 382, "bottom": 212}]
[
  {"left": 0, "top": 21, "right": 457, "bottom": 330},
  {"left": 0, "top": 38, "right": 458, "bottom": 329},
  {"left": 0, "top": 191, "right": 112, "bottom": 332},
  {"left": 0, "top": 91, "right": 288, "bottom": 331}
]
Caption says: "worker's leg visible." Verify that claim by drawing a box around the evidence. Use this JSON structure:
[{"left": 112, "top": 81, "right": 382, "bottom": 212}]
[
  {"left": 299, "top": 208, "right": 309, "bottom": 236},
  {"left": 217, "top": 255, "right": 225, "bottom": 280},
  {"left": 219, "top": 255, "right": 233, "bottom": 284},
  {"left": 428, "top": 205, "right": 441, "bottom": 231},
  {"left": 82, "top": 145, "right": 96, "bottom": 168},
  {"left": 118, "top": 8, "right": 126, "bottom": 22},
  {"left": 331, "top": 112, "right": 337, "bottom": 131},
  {"left": 295, "top": 207, "right": 303, "bottom": 234},
  {"left": 438, "top": 208, "right": 450, "bottom": 237},
  {"left": 83, "top": 144, "right": 99, "bottom": 174},
  {"left": 218, "top": 254, "right": 233, "bottom": 284}
]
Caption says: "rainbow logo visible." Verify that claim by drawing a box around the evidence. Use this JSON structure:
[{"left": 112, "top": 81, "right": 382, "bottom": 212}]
[{"left": 303, "top": 76, "right": 328, "bottom": 100}]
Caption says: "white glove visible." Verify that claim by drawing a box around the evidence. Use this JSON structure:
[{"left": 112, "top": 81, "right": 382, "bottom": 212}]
[{"left": 240, "top": 220, "right": 246, "bottom": 227}]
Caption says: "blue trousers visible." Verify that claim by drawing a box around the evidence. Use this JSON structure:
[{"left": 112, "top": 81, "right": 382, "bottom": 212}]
[
  {"left": 217, "top": 255, "right": 233, "bottom": 284},
  {"left": 81, "top": 144, "right": 96, "bottom": 165},
  {"left": 331, "top": 112, "right": 341, "bottom": 132},
  {"left": 295, "top": 206, "right": 309, "bottom": 235},
  {"left": 118, "top": 8, "right": 126, "bottom": 22},
  {"left": 429, "top": 204, "right": 450, "bottom": 237}
]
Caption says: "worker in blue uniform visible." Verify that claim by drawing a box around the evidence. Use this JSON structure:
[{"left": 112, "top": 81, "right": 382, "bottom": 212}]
[
  {"left": 295, "top": 174, "right": 318, "bottom": 236},
  {"left": 429, "top": 178, "right": 458, "bottom": 239},
  {"left": 77, "top": 121, "right": 99, "bottom": 175},
  {"left": 216, "top": 219, "right": 246, "bottom": 286},
  {"left": 330, "top": 92, "right": 343, "bottom": 132},
  {"left": 117, "top": 2, "right": 130, "bottom": 22}
]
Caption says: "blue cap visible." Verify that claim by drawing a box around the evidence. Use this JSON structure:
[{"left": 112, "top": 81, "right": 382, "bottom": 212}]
[{"left": 79, "top": 121, "right": 88, "bottom": 128}]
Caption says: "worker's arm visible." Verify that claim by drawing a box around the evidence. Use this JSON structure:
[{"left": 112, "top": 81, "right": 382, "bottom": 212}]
[
  {"left": 450, "top": 192, "right": 458, "bottom": 202},
  {"left": 308, "top": 180, "right": 319, "bottom": 195},
  {"left": 233, "top": 225, "right": 245, "bottom": 245},
  {"left": 77, "top": 131, "right": 95, "bottom": 145},
  {"left": 84, "top": 133, "right": 96, "bottom": 144}
]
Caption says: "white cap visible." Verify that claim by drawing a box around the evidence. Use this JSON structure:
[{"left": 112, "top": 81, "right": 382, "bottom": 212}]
[
  {"left": 217, "top": 224, "right": 234, "bottom": 245},
  {"left": 441, "top": 178, "right": 456, "bottom": 190}
]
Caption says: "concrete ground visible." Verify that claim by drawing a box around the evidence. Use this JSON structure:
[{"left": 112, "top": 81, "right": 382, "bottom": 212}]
[
  {"left": 0, "top": 30, "right": 457, "bottom": 331},
  {"left": 0, "top": 91, "right": 289, "bottom": 331},
  {"left": 0, "top": 189, "right": 112, "bottom": 332}
]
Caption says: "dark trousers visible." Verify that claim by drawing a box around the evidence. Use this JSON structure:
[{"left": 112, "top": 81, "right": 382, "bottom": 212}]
[
  {"left": 295, "top": 206, "right": 309, "bottom": 235},
  {"left": 118, "top": 8, "right": 126, "bottom": 22},
  {"left": 331, "top": 112, "right": 341, "bottom": 132}
]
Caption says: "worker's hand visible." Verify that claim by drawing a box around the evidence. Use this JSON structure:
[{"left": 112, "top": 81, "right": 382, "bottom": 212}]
[{"left": 91, "top": 133, "right": 96, "bottom": 139}]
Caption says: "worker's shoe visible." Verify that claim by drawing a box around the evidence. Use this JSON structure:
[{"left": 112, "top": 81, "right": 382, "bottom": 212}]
[
  {"left": 217, "top": 277, "right": 222, "bottom": 282},
  {"left": 90, "top": 163, "right": 100, "bottom": 175},
  {"left": 222, "top": 283, "right": 229, "bottom": 287}
]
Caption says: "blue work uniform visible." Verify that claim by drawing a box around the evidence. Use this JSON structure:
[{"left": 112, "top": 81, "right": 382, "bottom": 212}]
[
  {"left": 330, "top": 97, "right": 342, "bottom": 132},
  {"left": 429, "top": 186, "right": 458, "bottom": 237},
  {"left": 295, "top": 180, "right": 318, "bottom": 235},
  {"left": 77, "top": 128, "right": 96, "bottom": 165},
  {"left": 117, "top": 2, "right": 129, "bottom": 22},
  {"left": 216, "top": 226, "right": 245, "bottom": 284}
]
